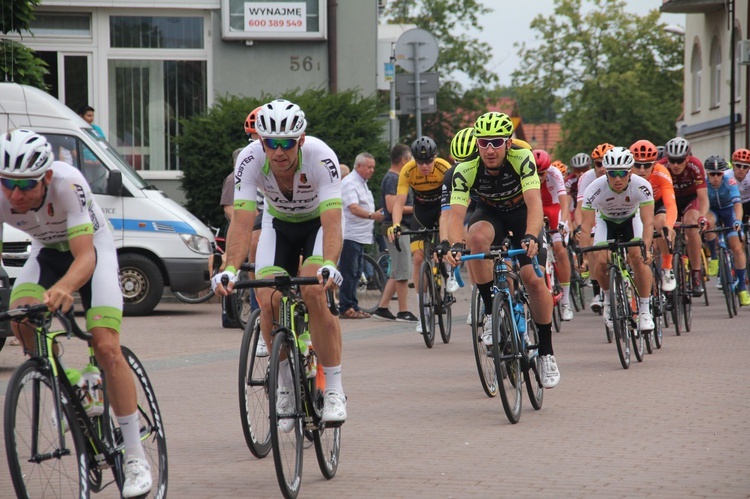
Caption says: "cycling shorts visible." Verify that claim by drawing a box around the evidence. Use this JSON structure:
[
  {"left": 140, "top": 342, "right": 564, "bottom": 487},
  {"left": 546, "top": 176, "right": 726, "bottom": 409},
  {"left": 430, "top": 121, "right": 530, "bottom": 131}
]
[
  {"left": 710, "top": 206, "right": 740, "bottom": 238},
  {"left": 11, "top": 232, "right": 122, "bottom": 332},
  {"left": 543, "top": 204, "right": 562, "bottom": 244},
  {"left": 468, "top": 202, "right": 547, "bottom": 268},
  {"left": 255, "top": 216, "right": 324, "bottom": 278},
  {"left": 676, "top": 194, "right": 699, "bottom": 216},
  {"left": 654, "top": 199, "right": 667, "bottom": 217},
  {"left": 593, "top": 212, "right": 642, "bottom": 245},
  {"left": 410, "top": 203, "right": 441, "bottom": 252}
]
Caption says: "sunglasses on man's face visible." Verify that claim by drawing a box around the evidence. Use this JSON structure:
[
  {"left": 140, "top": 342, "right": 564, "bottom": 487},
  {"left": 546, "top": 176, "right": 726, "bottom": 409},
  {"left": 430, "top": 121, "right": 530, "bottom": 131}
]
[
  {"left": 594, "top": 161, "right": 604, "bottom": 168},
  {"left": 476, "top": 137, "right": 508, "bottom": 149},
  {"left": 606, "top": 170, "right": 630, "bottom": 178},
  {"left": 262, "top": 138, "right": 299, "bottom": 151},
  {"left": 633, "top": 162, "right": 654, "bottom": 170},
  {"left": 668, "top": 156, "right": 687, "bottom": 164},
  {"left": 708, "top": 172, "right": 725, "bottom": 177},
  {"left": 0, "top": 177, "right": 42, "bottom": 191},
  {"left": 415, "top": 157, "right": 435, "bottom": 166},
  {"left": 734, "top": 163, "right": 750, "bottom": 170}
]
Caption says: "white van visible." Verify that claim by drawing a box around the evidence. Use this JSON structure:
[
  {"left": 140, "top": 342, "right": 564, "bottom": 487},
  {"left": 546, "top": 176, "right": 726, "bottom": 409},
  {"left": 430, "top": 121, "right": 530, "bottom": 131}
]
[{"left": 0, "top": 83, "right": 215, "bottom": 316}]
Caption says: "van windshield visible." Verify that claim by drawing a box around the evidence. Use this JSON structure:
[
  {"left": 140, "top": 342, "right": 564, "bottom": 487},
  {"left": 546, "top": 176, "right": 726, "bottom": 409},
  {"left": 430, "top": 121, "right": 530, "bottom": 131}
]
[{"left": 83, "top": 129, "right": 149, "bottom": 190}]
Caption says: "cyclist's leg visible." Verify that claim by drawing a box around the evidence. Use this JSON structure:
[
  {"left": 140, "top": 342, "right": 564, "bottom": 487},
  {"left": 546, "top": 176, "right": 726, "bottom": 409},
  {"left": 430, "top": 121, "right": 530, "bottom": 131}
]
[
  {"left": 653, "top": 209, "right": 673, "bottom": 279},
  {"left": 704, "top": 210, "right": 719, "bottom": 271},
  {"left": 465, "top": 204, "right": 500, "bottom": 316},
  {"left": 682, "top": 201, "right": 705, "bottom": 289},
  {"left": 626, "top": 213, "right": 652, "bottom": 310}
]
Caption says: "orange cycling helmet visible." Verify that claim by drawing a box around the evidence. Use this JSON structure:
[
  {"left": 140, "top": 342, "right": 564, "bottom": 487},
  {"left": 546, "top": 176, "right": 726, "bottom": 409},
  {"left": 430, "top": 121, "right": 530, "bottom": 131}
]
[
  {"left": 244, "top": 106, "right": 263, "bottom": 136},
  {"left": 551, "top": 160, "right": 567, "bottom": 176},
  {"left": 591, "top": 142, "right": 615, "bottom": 161},
  {"left": 533, "top": 149, "right": 552, "bottom": 171},
  {"left": 629, "top": 140, "right": 658, "bottom": 162},
  {"left": 732, "top": 148, "right": 750, "bottom": 164}
]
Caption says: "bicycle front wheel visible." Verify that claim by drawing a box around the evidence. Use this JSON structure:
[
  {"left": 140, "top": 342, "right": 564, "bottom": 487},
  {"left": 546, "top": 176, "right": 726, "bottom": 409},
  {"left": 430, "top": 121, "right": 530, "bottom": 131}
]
[
  {"left": 5, "top": 359, "right": 89, "bottom": 499},
  {"left": 309, "top": 371, "right": 341, "bottom": 480},
  {"left": 671, "top": 254, "right": 685, "bottom": 336},
  {"left": 358, "top": 254, "right": 386, "bottom": 314},
  {"left": 173, "top": 287, "right": 215, "bottom": 304},
  {"left": 492, "top": 294, "right": 522, "bottom": 424},
  {"left": 418, "top": 261, "right": 436, "bottom": 348},
  {"left": 268, "top": 330, "right": 304, "bottom": 499},
  {"left": 610, "top": 271, "right": 631, "bottom": 369},
  {"left": 719, "top": 248, "right": 735, "bottom": 318},
  {"left": 238, "top": 309, "right": 271, "bottom": 458},
  {"left": 471, "top": 286, "right": 497, "bottom": 397},
  {"left": 523, "top": 319, "right": 543, "bottom": 411},
  {"left": 438, "top": 284, "right": 452, "bottom": 344}
]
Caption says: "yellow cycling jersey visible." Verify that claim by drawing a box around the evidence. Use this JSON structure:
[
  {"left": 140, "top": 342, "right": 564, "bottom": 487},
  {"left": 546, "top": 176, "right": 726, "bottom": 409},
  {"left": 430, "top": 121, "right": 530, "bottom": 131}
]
[
  {"left": 397, "top": 157, "right": 452, "bottom": 205},
  {"left": 512, "top": 138, "right": 532, "bottom": 150}
]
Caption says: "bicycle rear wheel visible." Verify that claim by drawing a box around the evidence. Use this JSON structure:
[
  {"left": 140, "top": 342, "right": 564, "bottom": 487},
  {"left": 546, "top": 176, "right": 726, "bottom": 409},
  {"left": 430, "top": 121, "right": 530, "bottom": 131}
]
[
  {"left": 492, "top": 295, "right": 522, "bottom": 424},
  {"left": 471, "top": 287, "right": 497, "bottom": 398},
  {"left": 418, "top": 261, "right": 436, "bottom": 348},
  {"left": 309, "top": 371, "right": 341, "bottom": 480},
  {"left": 238, "top": 309, "right": 271, "bottom": 458},
  {"left": 611, "top": 271, "right": 631, "bottom": 369},
  {"left": 358, "top": 254, "right": 386, "bottom": 314},
  {"left": 682, "top": 259, "right": 693, "bottom": 332},
  {"left": 719, "top": 248, "right": 735, "bottom": 318},
  {"left": 438, "top": 285, "right": 452, "bottom": 344},
  {"left": 5, "top": 359, "right": 89, "bottom": 499},
  {"left": 671, "top": 254, "right": 685, "bottom": 336},
  {"left": 269, "top": 330, "right": 304, "bottom": 499},
  {"left": 119, "top": 346, "right": 169, "bottom": 499},
  {"left": 523, "top": 319, "right": 543, "bottom": 411},
  {"left": 173, "top": 287, "right": 214, "bottom": 304}
]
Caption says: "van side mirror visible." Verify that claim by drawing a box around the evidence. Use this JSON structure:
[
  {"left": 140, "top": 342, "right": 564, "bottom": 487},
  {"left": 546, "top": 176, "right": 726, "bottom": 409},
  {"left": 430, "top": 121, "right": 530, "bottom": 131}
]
[{"left": 107, "top": 170, "right": 123, "bottom": 196}]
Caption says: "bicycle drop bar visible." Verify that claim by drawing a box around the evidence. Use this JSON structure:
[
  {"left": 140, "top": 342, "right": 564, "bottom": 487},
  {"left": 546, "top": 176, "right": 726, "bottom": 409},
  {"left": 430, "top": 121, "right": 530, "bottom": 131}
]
[
  {"left": 579, "top": 239, "right": 645, "bottom": 254},
  {"left": 459, "top": 247, "right": 543, "bottom": 277},
  {"left": 0, "top": 304, "right": 91, "bottom": 341},
  {"left": 394, "top": 227, "right": 439, "bottom": 252},
  {"left": 652, "top": 226, "right": 673, "bottom": 253}
]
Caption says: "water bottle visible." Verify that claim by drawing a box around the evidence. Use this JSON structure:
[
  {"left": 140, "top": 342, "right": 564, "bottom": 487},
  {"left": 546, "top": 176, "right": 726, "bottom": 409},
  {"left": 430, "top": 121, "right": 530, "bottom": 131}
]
[
  {"left": 513, "top": 302, "right": 526, "bottom": 334},
  {"left": 298, "top": 331, "right": 317, "bottom": 378},
  {"left": 81, "top": 364, "right": 104, "bottom": 417}
]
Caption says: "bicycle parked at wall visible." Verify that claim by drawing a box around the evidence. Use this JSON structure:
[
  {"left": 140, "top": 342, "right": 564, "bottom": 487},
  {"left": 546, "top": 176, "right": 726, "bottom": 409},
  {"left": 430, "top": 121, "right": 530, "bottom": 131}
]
[
  {"left": 2, "top": 305, "right": 168, "bottom": 499},
  {"left": 396, "top": 227, "right": 455, "bottom": 348},
  {"left": 228, "top": 271, "right": 340, "bottom": 499},
  {"left": 461, "top": 247, "right": 544, "bottom": 424}
]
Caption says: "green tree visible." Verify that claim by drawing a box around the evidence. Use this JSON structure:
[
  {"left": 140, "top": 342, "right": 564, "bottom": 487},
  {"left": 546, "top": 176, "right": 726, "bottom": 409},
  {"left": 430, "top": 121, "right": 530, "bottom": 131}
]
[
  {"left": 178, "top": 89, "right": 389, "bottom": 228},
  {"left": 512, "top": 0, "right": 683, "bottom": 161},
  {"left": 382, "top": 0, "right": 498, "bottom": 152},
  {"left": 1, "top": 0, "right": 48, "bottom": 88}
]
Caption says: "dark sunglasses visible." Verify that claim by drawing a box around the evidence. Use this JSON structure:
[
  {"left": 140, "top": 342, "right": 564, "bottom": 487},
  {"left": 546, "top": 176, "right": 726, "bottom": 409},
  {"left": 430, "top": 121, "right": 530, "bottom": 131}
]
[
  {"left": 633, "top": 162, "right": 654, "bottom": 169},
  {"left": 668, "top": 156, "right": 686, "bottom": 164},
  {"left": 734, "top": 163, "right": 750, "bottom": 170},
  {"left": 606, "top": 170, "right": 629, "bottom": 178},
  {"left": 594, "top": 161, "right": 604, "bottom": 168},
  {"left": 476, "top": 137, "right": 508, "bottom": 149},
  {"left": 707, "top": 172, "right": 725, "bottom": 177},
  {"left": 0, "top": 177, "right": 42, "bottom": 191},
  {"left": 415, "top": 157, "right": 435, "bottom": 165},
  {"left": 262, "top": 138, "right": 299, "bottom": 150}
]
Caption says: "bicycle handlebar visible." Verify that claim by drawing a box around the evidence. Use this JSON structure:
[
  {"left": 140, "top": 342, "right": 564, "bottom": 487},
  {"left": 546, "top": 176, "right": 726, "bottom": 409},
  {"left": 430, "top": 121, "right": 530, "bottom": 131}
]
[
  {"left": 579, "top": 239, "right": 645, "bottom": 254},
  {"left": 460, "top": 247, "right": 543, "bottom": 278},
  {"left": 652, "top": 226, "right": 673, "bottom": 253},
  {"left": 0, "top": 304, "right": 91, "bottom": 342}
]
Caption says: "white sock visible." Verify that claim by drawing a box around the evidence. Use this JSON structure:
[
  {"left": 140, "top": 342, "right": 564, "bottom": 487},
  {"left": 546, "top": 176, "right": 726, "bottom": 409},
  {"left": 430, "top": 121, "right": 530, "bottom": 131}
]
[
  {"left": 117, "top": 412, "right": 145, "bottom": 460},
  {"left": 639, "top": 298, "right": 650, "bottom": 314},
  {"left": 561, "top": 284, "right": 570, "bottom": 305},
  {"left": 323, "top": 365, "right": 343, "bottom": 396},
  {"left": 279, "top": 359, "right": 293, "bottom": 388},
  {"left": 603, "top": 293, "right": 610, "bottom": 305}
]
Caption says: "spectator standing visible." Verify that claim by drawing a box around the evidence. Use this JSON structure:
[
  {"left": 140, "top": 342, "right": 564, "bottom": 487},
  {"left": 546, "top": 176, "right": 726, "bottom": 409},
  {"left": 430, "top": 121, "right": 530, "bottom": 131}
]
[
  {"left": 78, "top": 105, "right": 106, "bottom": 140},
  {"left": 371, "top": 144, "right": 418, "bottom": 322},
  {"left": 340, "top": 164, "right": 351, "bottom": 178},
  {"left": 339, "top": 153, "right": 383, "bottom": 318}
]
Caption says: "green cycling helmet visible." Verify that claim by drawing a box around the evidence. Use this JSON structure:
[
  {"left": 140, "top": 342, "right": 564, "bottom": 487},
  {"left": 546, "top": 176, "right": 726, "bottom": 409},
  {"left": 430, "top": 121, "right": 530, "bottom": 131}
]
[
  {"left": 474, "top": 112, "right": 514, "bottom": 138},
  {"left": 450, "top": 127, "right": 477, "bottom": 161}
]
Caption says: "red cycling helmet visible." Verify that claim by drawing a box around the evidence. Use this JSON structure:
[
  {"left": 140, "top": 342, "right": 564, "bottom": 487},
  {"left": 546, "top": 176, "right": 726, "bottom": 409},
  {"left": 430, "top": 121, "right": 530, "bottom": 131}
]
[
  {"left": 533, "top": 149, "right": 552, "bottom": 171},
  {"left": 732, "top": 148, "right": 750, "bottom": 164},
  {"left": 244, "top": 106, "right": 263, "bottom": 136},
  {"left": 629, "top": 139, "right": 658, "bottom": 162}
]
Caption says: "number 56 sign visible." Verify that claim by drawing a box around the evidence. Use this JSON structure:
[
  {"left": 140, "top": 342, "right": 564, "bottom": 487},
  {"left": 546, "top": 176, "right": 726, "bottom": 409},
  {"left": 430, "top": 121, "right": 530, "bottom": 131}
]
[{"left": 244, "top": 2, "right": 307, "bottom": 32}]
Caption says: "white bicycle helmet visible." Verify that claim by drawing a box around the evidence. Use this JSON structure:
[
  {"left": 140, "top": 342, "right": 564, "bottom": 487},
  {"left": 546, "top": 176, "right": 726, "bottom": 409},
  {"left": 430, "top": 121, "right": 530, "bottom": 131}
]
[
  {"left": 255, "top": 99, "right": 307, "bottom": 139},
  {"left": 570, "top": 153, "right": 591, "bottom": 169},
  {"left": 664, "top": 137, "right": 690, "bottom": 159},
  {"left": 602, "top": 146, "right": 635, "bottom": 170},
  {"left": 0, "top": 129, "right": 53, "bottom": 178}
]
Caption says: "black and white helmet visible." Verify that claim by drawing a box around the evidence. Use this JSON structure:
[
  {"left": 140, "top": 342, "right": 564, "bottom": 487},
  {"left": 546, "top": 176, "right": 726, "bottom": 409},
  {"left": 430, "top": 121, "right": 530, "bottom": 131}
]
[
  {"left": 602, "top": 146, "right": 635, "bottom": 170},
  {"left": 664, "top": 137, "right": 690, "bottom": 159},
  {"left": 0, "top": 129, "right": 53, "bottom": 178},
  {"left": 570, "top": 153, "right": 592, "bottom": 169},
  {"left": 255, "top": 99, "right": 307, "bottom": 139}
]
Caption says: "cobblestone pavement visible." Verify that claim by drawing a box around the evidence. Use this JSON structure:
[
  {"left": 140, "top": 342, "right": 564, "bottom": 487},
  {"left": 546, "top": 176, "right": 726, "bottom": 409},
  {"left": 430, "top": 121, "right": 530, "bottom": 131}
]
[{"left": 1, "top": 283, "right": 748, "bottom": 498}]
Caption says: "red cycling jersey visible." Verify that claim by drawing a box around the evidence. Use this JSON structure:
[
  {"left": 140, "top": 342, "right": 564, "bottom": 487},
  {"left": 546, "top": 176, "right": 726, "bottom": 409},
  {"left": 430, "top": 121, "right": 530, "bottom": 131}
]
[{"left": 656, "top": 155, "right": 706, "bottom": 199}]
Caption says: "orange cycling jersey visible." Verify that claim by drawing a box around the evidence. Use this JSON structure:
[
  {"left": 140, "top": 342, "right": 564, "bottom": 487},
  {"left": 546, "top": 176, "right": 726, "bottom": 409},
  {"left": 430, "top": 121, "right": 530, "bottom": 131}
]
[{"left": 648, "top": 163, "right": 677, "bottom": 228}]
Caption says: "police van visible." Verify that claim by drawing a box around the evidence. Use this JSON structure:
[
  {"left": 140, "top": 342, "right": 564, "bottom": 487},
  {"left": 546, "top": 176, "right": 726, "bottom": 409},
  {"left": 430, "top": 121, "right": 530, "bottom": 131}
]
[{"left": 0, "top": 83, "right": 214, "bottom": 316}]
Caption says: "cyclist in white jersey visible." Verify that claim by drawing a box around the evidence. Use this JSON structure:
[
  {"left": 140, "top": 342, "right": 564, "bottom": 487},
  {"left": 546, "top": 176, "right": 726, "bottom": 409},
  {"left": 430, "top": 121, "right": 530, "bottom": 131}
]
[
  {"left": 213, "top": 99, "right": 347, "bottom": 424},
  {"left": 579, "top": 146, "right": 655, "bottom": 332},
  {"left": 730, "top": 149, "right": 750, "bottom": 220},
  {"left": 0, "top": 129, "right": 152, "bottom": 497}
]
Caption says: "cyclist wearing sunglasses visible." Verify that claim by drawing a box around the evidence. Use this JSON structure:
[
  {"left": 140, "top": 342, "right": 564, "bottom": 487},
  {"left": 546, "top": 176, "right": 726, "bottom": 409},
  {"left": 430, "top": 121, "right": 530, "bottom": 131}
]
[
  {"left": 0, "top": 129, "right": 153, "bottom": 496},
  {"left": 387, "top": 136, "right": 452, "bottom": 333},
  {"left": 579, "top": 146, "right": 655, "bottom": 332},
  {"left": 731, "top": 149, "right": 750, "bottom": 223},
  {"left": 702, "top": 156, "right": 749, "bottom": 306},
  {"left": 629, "top": 139, "right": 677, "bottom": 292},
  {"left": 214, "top": 99, "right": 348, "bottom": 424},
  {"left": 657, "top": 136, "right": 708, "bottom": 296},
  {"left": 446, "top": 111, "right": 561, "bottom": 389}
]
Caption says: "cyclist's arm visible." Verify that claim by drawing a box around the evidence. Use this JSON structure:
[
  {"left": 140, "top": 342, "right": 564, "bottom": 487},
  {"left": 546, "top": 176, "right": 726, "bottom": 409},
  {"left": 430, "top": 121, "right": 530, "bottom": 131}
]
[
  {"left": 696, "top": 187, "right": 709, "bottom": 217},
  {"left": 439, "top": 208, "right": 451, "bottom": 242},
  {"left": 320, "top": 207, "right": 343, "bottom": 266},
  {"left": 523, "top": 187, "right": 544, "bottom": 241},
  {"left": 640, "top": 202, "right": 654, "bottom": 253},
  {"left": 734, "top": 201, "right": 743, "bottom": 225},
  {"left": 224, "top": 209, "right": 255, "bottom": 272},
  {"left": 559, "top": 194, "right": 571, "bottom": 226},
  {"left": 579, "top": 209, "right": 596, "bottom": 266},
  {"left": 391, "top": 193, "right": 408, "bottom": 227},
  {"left": 661, "top": 179, "right": 678, "bottom": 229}
]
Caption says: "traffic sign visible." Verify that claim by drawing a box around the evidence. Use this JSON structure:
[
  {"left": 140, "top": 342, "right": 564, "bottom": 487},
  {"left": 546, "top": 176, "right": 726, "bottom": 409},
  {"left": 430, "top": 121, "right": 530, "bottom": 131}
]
[
  {"left": 400, "top": 93, "right": 437, "bottom": 115},
  {"left": 394, "top": 28, "right": 438, "bottom": 74},
  {"left": 395, "top": 72, "right": 439, "bottom": 95}
]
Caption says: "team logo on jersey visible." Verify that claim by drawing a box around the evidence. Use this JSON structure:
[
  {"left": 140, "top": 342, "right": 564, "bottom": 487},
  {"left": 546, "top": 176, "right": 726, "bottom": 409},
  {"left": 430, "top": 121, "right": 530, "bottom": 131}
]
[
  {"left": 625, "top": 196, "right": 630, "bottom": 203},
  {"left": 638, "top": 185, "right": 651, "bottom": 197},
  {"left": 47, "top": 203, "right": 54, "bottom": 217},
  {"left": 73, "top": 184, "right": 86, "bottom": 208},
  {"left": 322, "top": 159, "right": 338, "bottom": 180},
  {"left": 452, "top": 173, "right": 469, "bottom": 193},
  {"left": 300, "top": 173, "right": 308, "bottom": 184}
]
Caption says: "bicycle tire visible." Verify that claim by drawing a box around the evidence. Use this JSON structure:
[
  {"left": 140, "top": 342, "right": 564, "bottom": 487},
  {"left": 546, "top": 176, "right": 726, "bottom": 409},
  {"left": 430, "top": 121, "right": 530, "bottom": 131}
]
[
  {"left": 570, "top": 277, "right": 584, "bottom": 312},
  {"left": 671, "top": 254, "right": 684, "bottom": 336},
  {"left": 719, "top": 248, "right": 734, "bottom": 318},
  {"left": 310, "top": 371, "right": 341, "bottom": 480},
  {"left": 238, "top": 309, "right": 272, "bottom": 458},
  {"left": 492, "top": 294, "right": 522, "bottom": 424},
  {"left": 358, "top": 254, "right": 386, "bottom": 314},
  {"left": 701, "top": 250, "right": 710, "bottom": 306},
  {"left": 611, "top": 270, "right": 631, "bottom": 369},
  {"left": 523, "top": 319, "right": 543, "bottom": 411},
  {"left": 232, "top": 270, "right": 254, "bottom": 329},
  {"left": 5, "top": 359, "right": 89, "bottom": 499},
  {"left": 438, "top": 282, "right": 452, "bottom": 344},
  {"left": 418, "top": 261, "right": 436, "bottom": 348},
  {"left": 471, "top": 286, "right": 497, "bottom": 398},
  {"left": 552, "top": 301, "right": 561, "bottom": 333},
  {"left": 269, "top": 329, "right": 304, "bottom": 499},
  {"left": 173, "top": 287, "right": 214, "bottom": 304},
  {"left": 376, "top": 251, "right": 391, "bottom": 278},
  {"left": 682, "top": 257, "right": 693, "bottom": 332},
  {"left": 119, "top": 346, "right": 169, "bottom": 499}
]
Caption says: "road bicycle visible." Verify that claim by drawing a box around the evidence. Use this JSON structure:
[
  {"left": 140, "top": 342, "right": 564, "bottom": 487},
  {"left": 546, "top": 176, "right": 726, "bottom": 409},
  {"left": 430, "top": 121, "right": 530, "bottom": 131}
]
[
  {"left": 461, "top": 247, "right": 544, "bottom": 424},
  {"left": 646, "top": 228, "right": 673, "bottom": 353},
  {"left": 357, "top": 252, "right": 387, "bottom": 314},
  {"left": 396, "top": 227, "right": 454, "bottom": 348},
  {"left": 2, "top": 304, "right": 168, "bottom": 499},
  {"left": 542, "top": 219, "right": 564, "bottom": 332},
  {"left": 229, "top": 271, "right": 340, "bottom": 499},
  {"left": 704, "top": 225, "right": 741, "bottom": 318},
  {"left": 669, "top": 223, "right": 700, "bottom": 336},
  {"left": 581, "top": 240, "right": 647, "bottom": 369},
  {"left": 566, "top": 240, "right": 587, "bottom": 312}
]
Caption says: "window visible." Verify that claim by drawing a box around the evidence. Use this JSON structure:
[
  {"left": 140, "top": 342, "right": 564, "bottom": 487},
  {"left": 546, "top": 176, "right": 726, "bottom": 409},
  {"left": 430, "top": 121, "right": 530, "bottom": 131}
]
[
  {"left": 110, "top": 16, "right": 203, "bottom": 49},
  {"left": 28, "top": 13, "right": 91, "bottom": 37},
  {"left": 221, "top": 0, "right": 326, "bottom": 40},
  {"left": 690, "top": 42, "right": 702, "bottom": 113},
  {"left": 709, "top": 35, "right": 721, "bottom": 109}
]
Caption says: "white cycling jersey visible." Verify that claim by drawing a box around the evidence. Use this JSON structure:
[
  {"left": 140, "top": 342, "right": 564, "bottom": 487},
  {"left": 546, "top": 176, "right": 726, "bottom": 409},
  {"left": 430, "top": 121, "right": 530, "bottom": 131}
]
[
  {"left": 544, "top": 166, "right": 566, "bottom": 205},
  {"left": 726, "top": 170, "right": 750, "bottom": 204},
  {"left": 582, "top": 174, "right": 654, "bottom": 222},
  {"left": 576, "top": 169, "right": 599, "bottom": 204}
]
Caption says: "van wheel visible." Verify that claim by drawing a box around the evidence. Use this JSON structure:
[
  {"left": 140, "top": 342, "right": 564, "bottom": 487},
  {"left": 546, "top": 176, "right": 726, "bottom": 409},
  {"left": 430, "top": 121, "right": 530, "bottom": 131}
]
[{"left": 119, "top": 254, "right": 164, "bottom": 316}]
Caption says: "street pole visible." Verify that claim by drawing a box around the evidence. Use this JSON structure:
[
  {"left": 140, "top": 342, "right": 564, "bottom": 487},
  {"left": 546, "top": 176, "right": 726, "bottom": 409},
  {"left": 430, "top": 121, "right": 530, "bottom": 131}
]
[
  {"left": 729, "top": 0, "right": 736, "bottom": 154},
  {"left": 411, "top": 41, "right": 422, "bottom": 138},
  {"left": 389, "top": 53, "right": 397, "bottom": 149}
]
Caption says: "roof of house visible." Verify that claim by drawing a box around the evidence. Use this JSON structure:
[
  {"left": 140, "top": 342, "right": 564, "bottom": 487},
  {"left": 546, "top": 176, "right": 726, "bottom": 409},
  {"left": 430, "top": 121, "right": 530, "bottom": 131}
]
[{"left": 523, "top": 123, "right": 563, "bottom": 157}]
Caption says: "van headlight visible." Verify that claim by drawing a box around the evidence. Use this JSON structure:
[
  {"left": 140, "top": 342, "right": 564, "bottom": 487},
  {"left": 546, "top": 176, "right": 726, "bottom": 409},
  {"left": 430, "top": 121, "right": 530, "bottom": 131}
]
[{"left": 179, "top": 234, "right": 212, "bottom": 255}]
